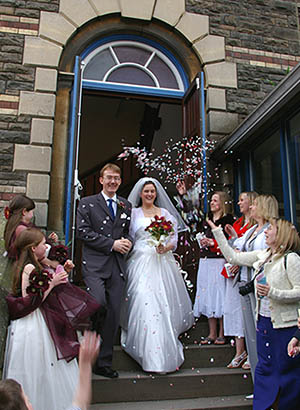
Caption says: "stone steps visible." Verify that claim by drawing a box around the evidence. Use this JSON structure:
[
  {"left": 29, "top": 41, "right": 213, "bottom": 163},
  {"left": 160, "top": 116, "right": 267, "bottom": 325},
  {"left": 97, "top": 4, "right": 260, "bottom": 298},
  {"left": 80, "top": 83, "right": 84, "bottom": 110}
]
[
  {"left": 90, "top": 395, "right": 252, "bottom": 410},
  {"left": 112, "top": 344, "right": 235, "bottom": 371},
  {"left": 92, "top": 319, "right": 253, "bottom": 409},
  {"left": 91, "top": 367, "right": 252, "bottom": 404}
]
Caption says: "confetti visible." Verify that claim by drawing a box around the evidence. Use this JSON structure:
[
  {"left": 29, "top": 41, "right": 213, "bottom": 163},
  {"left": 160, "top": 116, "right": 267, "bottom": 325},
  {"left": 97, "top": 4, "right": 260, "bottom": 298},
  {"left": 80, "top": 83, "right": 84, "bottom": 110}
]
[{"left": 118, "top": 136, "right": 216, "bottom": 191}]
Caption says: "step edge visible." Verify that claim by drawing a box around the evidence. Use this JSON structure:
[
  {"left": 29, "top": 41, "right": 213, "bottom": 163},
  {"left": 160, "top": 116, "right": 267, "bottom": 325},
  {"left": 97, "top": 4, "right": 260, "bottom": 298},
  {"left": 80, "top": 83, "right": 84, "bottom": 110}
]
[{"left": 89, "top": 394, "right": 253, "bottom": 410}]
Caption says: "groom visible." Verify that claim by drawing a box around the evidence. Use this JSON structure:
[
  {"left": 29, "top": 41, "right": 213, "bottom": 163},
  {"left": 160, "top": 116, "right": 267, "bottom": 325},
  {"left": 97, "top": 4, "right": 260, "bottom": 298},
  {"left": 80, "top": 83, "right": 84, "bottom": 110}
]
[{"left": 76, "top": 163, "right": 132, "bottom": 378}]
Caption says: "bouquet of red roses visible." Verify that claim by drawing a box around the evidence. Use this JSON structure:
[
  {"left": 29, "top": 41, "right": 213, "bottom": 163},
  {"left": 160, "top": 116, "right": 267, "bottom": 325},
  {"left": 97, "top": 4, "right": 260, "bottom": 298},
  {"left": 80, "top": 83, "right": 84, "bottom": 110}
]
[
  {"left": 145, "top": 215, "right": 174, "bottom": 247},
  {"left": 26, "top": 268, "right": 52, "bottom": 298}
]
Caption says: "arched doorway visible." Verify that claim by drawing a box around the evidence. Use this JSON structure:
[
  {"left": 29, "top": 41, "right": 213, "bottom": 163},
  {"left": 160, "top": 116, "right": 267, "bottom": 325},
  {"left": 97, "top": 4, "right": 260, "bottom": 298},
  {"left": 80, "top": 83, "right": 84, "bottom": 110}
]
[
  {"left": 57, "top": 16, "right": 206, "bottom": 246},
  {"left": 77, "top": 34, "right": 189, "bottom": 198},
  {"left": 64, "top": 34, "right": 204, "bottom": 277},
  {"left": 47, "top": 14, "right": 207, "bottom": 238}
]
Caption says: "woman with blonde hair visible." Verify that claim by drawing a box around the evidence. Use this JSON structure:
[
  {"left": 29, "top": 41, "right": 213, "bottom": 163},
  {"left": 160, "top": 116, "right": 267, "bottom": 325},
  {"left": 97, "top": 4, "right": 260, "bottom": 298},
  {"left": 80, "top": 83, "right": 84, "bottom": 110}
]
[
  {"left": 226, "top": 194, "right": 278, "bottom": 384},
  {"left": 194, "top": 191, "right": 234, "bottom": 345},
  {"left": 254, "top": 194, "right": 279, "bottom": 222},
  {"left": 208, "top": 217, "right": 300, "bottom": 410}
]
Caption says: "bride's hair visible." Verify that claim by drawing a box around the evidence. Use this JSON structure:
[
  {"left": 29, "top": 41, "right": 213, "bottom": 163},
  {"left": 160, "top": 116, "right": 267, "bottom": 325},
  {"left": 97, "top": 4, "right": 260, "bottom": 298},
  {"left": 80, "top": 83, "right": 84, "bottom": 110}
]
[{"left": 138, "top": 180, "right": 158, "bottom": 207}]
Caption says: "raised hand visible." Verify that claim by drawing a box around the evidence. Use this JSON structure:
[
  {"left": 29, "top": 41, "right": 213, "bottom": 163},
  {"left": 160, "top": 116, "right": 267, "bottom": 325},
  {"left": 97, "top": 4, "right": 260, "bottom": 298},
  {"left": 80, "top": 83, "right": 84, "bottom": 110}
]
[
  {"left": 176, "top": 180, "right": 187, "bottom": 195},
  {"left": 79, "top": 330, "right": 101, "bottom": 367},
  {"left": 225, "top": 224, "right": 237, "bottom": 238},
  {"left": 199, "top": 237, "right": 214, "bottom": 247},
  {"left": 48, "top": 231, "right": 58, "bottom": 243},
  {"left": 72, "top": 330, "right": 101, "bottom": 410},
  {"left": 64, "top": 259, "right": 75, "bottom": 273}
]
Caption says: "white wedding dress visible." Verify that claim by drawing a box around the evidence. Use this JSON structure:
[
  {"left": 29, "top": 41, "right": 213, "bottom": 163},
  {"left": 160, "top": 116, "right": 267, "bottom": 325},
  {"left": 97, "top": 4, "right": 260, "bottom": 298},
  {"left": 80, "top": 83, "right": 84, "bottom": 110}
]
[
  {"left": 3, "top": 309, "right": 78, "bottom": 410},
  {"left": 120, "top": 207, "right": 194, "bottom": 373}
]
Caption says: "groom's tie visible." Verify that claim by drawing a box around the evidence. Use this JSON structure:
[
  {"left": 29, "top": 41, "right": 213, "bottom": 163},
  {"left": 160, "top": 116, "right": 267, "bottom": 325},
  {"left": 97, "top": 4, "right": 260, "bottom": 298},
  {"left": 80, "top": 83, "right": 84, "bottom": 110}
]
[{"left": 107, "top": 198, "right": 115, "bottom": 220}]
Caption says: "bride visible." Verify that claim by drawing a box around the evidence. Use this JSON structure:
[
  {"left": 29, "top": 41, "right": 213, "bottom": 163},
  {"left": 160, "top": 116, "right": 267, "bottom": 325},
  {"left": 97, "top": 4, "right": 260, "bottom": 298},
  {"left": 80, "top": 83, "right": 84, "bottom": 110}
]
[{"left": 120, "top": 177, "right": 194, "bottom": 373}]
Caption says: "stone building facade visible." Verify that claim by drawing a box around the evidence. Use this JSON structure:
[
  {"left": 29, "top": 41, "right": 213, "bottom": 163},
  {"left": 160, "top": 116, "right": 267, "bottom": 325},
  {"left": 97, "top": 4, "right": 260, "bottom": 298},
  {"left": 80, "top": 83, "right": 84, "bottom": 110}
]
[{"left": 0, "top": 0, "right": 299, "bottom": 234}]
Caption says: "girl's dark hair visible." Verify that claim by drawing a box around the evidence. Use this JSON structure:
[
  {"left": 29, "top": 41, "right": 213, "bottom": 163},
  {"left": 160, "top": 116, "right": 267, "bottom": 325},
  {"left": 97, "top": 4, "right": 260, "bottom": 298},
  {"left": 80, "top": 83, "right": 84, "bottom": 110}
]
[
  {"left": 0, "top": 379, "right": 28, "bottom": 410},
  {"left": 138, "top": 181, "right": 157, "bottom": 207},
  {"left": 12, "top": 228, "right": 44, "bottom": 296},
  {"left": 4, "top": 195, "right": 35, "bottom": 252}
]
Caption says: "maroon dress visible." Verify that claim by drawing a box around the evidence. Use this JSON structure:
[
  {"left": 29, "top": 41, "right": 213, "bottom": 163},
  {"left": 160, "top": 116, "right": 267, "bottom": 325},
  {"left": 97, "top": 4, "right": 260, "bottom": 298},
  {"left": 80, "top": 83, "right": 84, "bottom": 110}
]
[{"left": 6, "top": 265, "right": 100, "bottom": 361}]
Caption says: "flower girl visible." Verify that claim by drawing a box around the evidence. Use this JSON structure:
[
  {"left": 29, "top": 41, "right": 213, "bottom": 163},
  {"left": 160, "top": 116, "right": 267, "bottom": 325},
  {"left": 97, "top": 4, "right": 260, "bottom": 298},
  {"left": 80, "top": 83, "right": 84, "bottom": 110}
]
[{"left": 3, "top": 228, "right": 99, "bottom": 410}]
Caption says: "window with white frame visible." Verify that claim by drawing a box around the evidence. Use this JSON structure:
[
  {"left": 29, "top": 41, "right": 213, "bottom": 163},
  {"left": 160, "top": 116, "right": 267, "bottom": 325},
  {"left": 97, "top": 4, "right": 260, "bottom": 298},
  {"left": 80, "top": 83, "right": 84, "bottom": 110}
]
[{"left": 82, "top": 40, "right": 185, "bottom": 93}]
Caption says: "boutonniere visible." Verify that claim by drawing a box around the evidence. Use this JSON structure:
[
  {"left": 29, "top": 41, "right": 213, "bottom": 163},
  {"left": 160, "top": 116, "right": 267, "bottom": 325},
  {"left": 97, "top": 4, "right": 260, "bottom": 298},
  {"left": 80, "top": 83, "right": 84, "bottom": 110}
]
[{"left": 116, "top": 199, "right": 126, "bottom": 210}]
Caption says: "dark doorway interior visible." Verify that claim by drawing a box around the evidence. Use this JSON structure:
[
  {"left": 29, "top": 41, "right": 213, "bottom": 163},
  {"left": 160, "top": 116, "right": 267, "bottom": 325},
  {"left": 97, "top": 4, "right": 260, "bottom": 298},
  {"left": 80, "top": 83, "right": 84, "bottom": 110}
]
[
  {"left": 78, "top": 92, "right": 182, "bottom": 198},
  {"left": 73, "top": 91, "right": 183, "bottom": 283}
]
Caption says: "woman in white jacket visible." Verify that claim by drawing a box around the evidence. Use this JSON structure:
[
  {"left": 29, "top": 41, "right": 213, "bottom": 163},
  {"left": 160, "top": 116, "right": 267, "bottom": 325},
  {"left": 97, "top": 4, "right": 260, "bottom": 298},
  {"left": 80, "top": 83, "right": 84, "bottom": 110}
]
[
  {"left": 209, "top": 217, "right": 300, "bottom": 410},
  {"left": 228, "top": 194, "right": 278, "bottom": 382}
]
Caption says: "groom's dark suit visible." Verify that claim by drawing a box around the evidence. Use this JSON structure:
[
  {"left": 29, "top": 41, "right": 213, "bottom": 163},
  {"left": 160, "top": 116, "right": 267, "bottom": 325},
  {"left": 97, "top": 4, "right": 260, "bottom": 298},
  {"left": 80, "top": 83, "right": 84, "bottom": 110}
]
[{"left": 76, "top": 192, "right": 132, "bottom": 367}]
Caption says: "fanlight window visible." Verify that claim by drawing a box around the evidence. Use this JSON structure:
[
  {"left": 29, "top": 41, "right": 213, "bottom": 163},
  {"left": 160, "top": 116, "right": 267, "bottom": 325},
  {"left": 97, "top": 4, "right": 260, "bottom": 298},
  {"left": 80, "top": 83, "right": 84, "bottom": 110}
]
[{"left": 82, "top": 40, "right": 185, "bottom": 92}]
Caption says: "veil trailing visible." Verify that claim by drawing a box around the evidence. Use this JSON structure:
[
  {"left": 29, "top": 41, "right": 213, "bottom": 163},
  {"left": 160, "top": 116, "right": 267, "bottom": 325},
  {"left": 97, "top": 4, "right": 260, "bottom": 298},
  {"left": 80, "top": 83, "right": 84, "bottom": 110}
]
[{"left": 127, "top": 177, "right": 188, "bottom": 233}]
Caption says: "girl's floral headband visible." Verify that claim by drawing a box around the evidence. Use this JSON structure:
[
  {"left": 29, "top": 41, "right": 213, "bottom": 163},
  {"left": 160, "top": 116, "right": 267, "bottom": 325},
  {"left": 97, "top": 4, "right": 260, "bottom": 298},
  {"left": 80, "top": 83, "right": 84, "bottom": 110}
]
[{"left": 4, "top": 206, "right": 12, "bottom": 220}]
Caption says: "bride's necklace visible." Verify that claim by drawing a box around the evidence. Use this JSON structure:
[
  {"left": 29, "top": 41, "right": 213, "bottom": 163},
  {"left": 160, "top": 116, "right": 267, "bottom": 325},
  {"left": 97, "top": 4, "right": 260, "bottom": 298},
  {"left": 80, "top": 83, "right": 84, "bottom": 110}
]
[{"left": 142, "top": 206, "right": 159, "bottom": 217}]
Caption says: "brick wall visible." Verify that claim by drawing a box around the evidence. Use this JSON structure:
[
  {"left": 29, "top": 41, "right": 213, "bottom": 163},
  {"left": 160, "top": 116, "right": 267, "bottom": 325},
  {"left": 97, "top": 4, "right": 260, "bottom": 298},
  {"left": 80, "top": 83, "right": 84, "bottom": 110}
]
[{"left": 0, "top": 1, "right": 59, "bottom": 207}]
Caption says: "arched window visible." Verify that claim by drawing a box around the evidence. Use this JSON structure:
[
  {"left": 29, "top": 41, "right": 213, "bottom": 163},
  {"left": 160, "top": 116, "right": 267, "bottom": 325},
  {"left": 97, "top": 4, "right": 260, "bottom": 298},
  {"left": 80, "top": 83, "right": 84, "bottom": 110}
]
[{"left": 81, "top": 35, "right": 188, "bottom": 98}]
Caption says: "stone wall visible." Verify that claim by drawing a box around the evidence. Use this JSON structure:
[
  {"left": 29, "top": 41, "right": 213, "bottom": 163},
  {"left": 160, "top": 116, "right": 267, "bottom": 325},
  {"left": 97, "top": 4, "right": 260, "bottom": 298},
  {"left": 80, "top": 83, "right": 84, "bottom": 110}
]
[
  {"left": 0, "top": 0, "right": 300, "bottom": 214},
  {"left": 187, "top": 0, "right": 300, "bottom": 122},
  {"left": 0, "top": 1, "right": 59, "bottom": 211}
]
